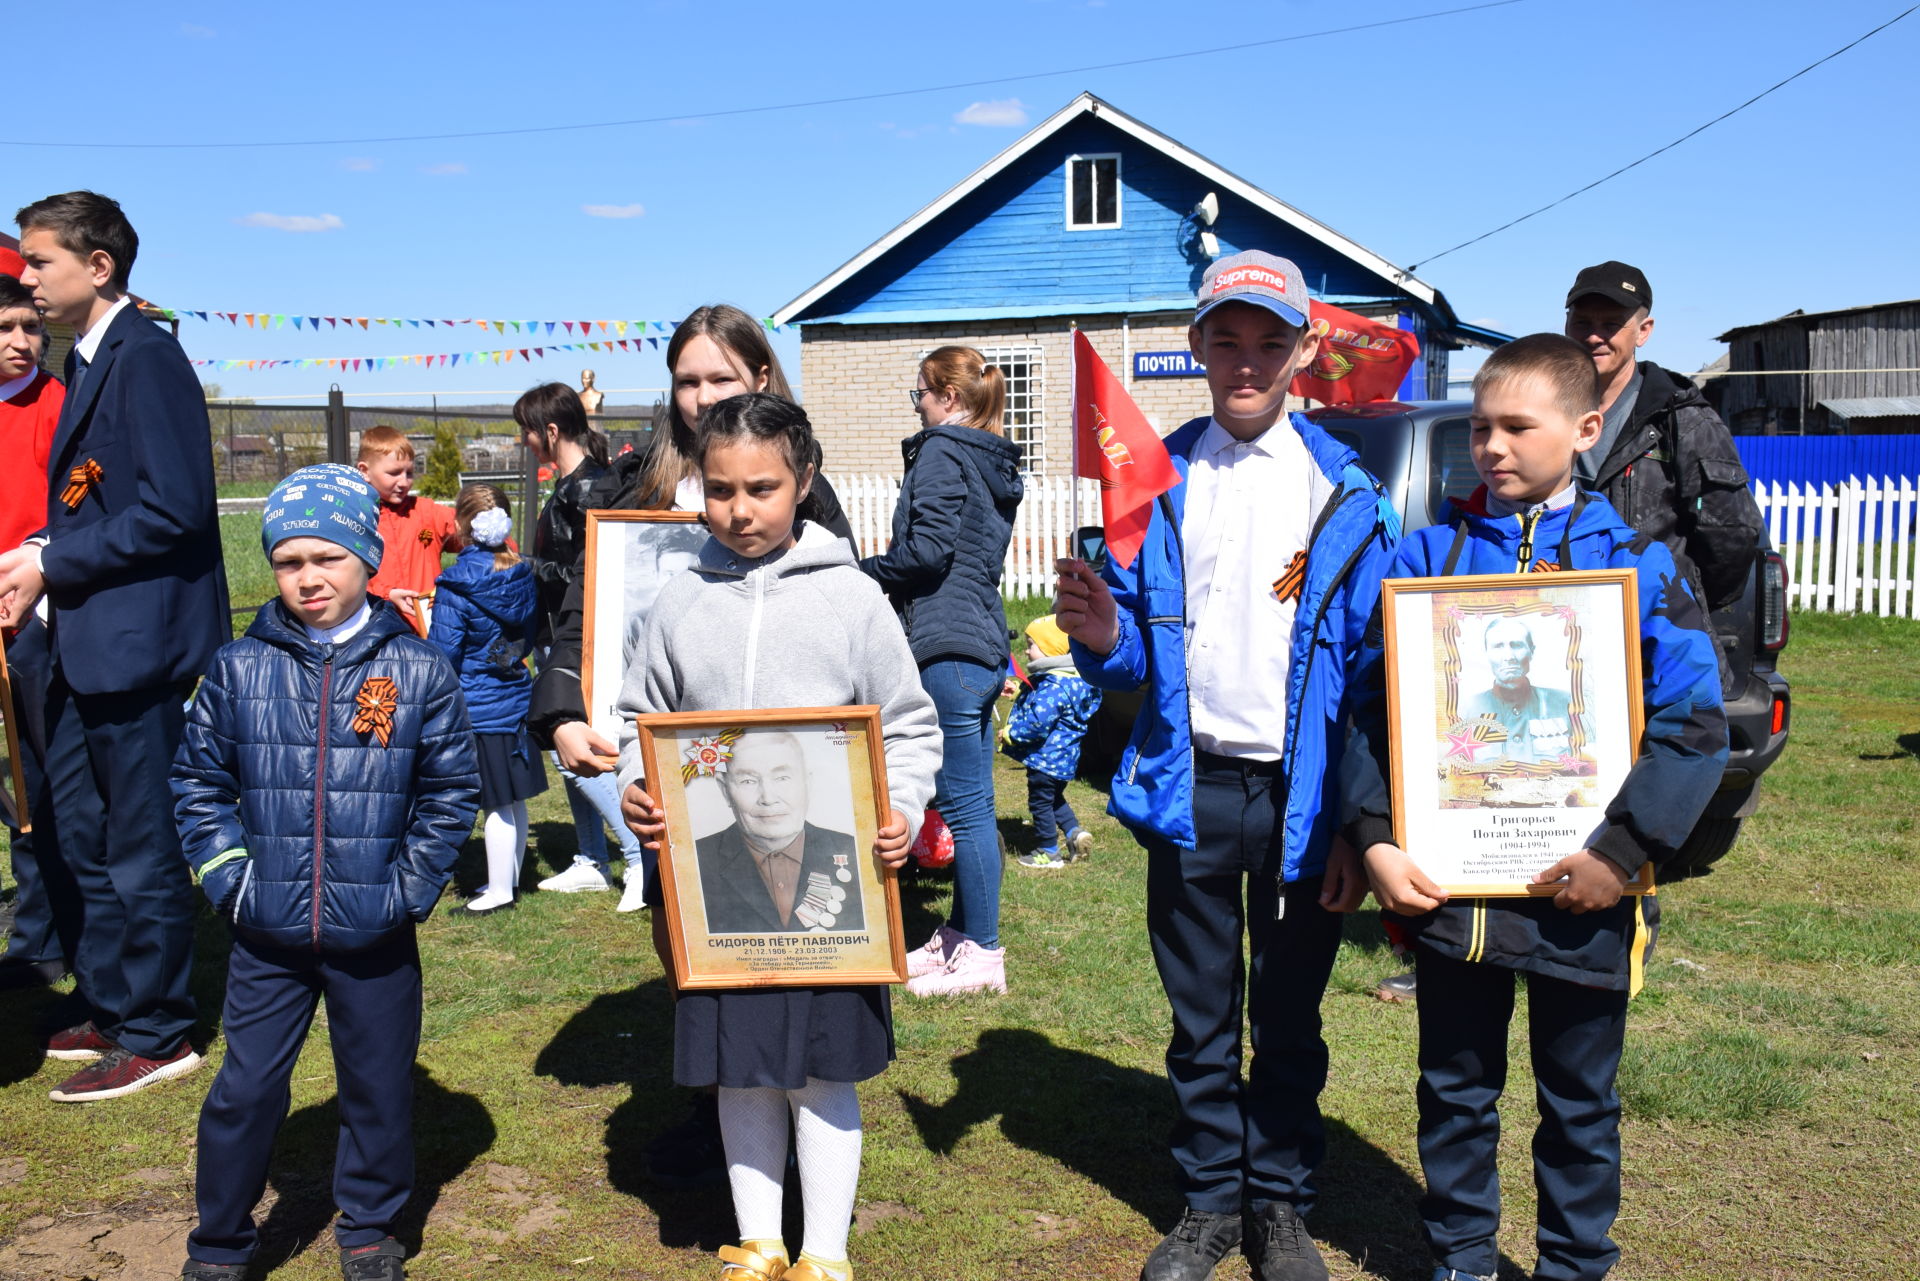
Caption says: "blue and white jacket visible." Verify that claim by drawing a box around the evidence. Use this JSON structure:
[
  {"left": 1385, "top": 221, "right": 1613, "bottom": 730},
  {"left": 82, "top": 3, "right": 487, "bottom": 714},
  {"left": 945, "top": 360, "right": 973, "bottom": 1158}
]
[
  {"left": 1003, "top": 656, "right": 1103, "bottom": 783},
  {"left": 429, "top": 547, "right": 538, "bottom": 735},
  {"left": 1071, "top": 412, "right": 1399, "bottom": 880},
  {"left": 1344, "top": 487, "right": 1727, "bottom": 988}
]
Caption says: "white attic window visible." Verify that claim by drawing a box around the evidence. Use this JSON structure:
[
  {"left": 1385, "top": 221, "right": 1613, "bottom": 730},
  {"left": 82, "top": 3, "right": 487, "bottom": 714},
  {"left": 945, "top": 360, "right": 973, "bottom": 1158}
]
[{"left": 1065, "top": 154, "right": 1121, "bottom": 229}]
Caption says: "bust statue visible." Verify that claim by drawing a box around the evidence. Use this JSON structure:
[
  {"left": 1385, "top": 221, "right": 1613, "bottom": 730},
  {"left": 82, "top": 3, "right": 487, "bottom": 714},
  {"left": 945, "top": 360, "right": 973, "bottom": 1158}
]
[{"left": 578, "top": 368, "right": 605, "bottom": 417}]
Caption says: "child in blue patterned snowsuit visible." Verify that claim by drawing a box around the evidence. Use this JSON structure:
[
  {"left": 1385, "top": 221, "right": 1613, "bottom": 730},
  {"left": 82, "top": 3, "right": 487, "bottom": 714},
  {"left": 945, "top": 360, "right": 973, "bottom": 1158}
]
[{"left": 1002, "top": 615, "right": 1101, "bottom": 869}]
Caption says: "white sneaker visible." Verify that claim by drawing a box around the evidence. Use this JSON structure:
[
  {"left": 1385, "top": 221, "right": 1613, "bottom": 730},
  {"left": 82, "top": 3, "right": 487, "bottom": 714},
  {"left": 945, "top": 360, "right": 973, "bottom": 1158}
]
[
  {"left": 906, "top": 939, "right": 1007, "bottom": 997},
  {"left": 465, "top": 888, "right": 515, "bottom": 915},
  {"left": 538, "top": 857, "right": 612, "bottom": 893},
  {"left": 617, "top": 872, "right": 649, "bottom": 913},
  {"left": 906, "top": 924, "right": 964, "bottom": 979}
]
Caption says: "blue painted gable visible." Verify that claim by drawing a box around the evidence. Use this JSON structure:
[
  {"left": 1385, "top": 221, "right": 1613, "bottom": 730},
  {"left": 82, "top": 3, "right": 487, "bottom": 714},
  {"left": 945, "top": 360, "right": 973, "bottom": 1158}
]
[{"left": 800, "top": 114, "right": 1409, "bottom": 322}]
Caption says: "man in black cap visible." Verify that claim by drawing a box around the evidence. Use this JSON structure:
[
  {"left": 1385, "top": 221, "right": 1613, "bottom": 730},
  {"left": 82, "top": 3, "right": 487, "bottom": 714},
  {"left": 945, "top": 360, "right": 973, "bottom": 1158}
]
[{"left": 1563, "top": 262, "right": 1763, "bottom": 622}]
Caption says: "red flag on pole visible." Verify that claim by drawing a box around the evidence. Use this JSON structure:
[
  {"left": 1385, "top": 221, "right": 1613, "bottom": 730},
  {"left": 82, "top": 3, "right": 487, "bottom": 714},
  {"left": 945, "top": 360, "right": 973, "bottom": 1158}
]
[
  {"left": 1290, "top": 301, "right": 1420, "bottom": 406},
  {"left": 1072, "top": 329, "right": 1180, "bottom": 571}
]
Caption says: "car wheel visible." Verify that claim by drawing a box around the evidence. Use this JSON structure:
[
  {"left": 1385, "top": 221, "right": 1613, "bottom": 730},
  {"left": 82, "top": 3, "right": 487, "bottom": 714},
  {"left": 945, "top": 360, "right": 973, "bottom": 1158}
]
[{"left": 1662, "top": 816, "right": 1743, "bottom": 883}]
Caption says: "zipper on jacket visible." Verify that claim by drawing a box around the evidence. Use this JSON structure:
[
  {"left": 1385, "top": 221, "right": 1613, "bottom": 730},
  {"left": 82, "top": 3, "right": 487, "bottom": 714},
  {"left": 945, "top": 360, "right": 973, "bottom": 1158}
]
[
  {"left": 741, "top": 565, "right": 765, "bottom": 710},
  {"left": 311, "top": 645, "right": 333, "bottom": 953},
  {"left": 1515, "top": 508, "right": 1542, "bottom": 573},
  {"left": 1277, "top": 488, "right": 1375, "bottom": 917}
]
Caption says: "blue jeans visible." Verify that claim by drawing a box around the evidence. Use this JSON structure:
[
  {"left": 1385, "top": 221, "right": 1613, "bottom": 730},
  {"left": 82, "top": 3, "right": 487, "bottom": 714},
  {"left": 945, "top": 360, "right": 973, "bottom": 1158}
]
[
  {"left": 557, "top": 758, "right": 647, "bottom": 878},
  {"left": 919, "top": 658, "right": 1003, "bottom": 949},
  {"left": 1025, "top": 769, "right": 1079, "bottom": 848}
]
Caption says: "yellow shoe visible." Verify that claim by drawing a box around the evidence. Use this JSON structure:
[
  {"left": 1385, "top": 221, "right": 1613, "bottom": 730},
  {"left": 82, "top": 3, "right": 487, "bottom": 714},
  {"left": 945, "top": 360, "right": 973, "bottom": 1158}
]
[
  {"left": 783, "top": 1257, "right": 851, "bottom": 1281},
  {"left": 719, "top": 1244, "right": 788, "bottom": 1280}
]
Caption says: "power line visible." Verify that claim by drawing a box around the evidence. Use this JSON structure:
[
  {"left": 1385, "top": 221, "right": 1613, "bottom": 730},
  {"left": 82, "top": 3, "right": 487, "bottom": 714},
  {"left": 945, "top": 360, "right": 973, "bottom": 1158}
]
[
  {"left": 6, "top": 1, "right": 1525, "bottom": 151},
  {"left": 1406, "top": 4, "right": 1918, "bottom": 272}
]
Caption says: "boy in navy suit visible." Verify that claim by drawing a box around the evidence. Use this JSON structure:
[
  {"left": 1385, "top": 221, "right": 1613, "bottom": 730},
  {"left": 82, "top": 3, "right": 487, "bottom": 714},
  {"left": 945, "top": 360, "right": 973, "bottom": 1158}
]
[{"left": 0, "top": 191, "right": 230, "bottom": 1102}]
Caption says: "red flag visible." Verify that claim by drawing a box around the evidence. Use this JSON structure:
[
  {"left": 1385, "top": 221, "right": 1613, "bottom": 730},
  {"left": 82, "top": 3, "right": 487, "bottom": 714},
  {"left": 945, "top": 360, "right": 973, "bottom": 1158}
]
[
  {"left": 1290, "top": 301, "right": 1420, "bottom": 406},
  {"left": 1073, "top": 329, "right": 1180, "bottom": 571}
]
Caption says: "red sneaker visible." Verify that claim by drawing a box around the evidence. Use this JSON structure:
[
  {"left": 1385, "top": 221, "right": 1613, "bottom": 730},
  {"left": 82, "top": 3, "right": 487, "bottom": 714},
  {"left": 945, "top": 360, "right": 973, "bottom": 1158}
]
[
  {"left": 48, "top": 1042, "right": 202, "bottom": 1103},
  {"left": 46, "top": 1020, "right": 115, "bottom": 1061}
]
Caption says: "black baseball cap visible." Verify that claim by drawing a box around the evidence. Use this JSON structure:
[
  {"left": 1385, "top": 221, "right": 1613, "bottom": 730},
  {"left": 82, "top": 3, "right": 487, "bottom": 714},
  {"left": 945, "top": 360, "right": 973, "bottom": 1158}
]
[{"left": 1566, "top": 261, "right": 1653, "bottom": 312}]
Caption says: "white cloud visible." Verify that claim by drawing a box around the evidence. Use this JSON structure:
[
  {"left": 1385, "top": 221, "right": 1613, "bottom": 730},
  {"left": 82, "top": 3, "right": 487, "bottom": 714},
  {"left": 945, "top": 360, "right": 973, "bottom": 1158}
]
[
  {"left": 583, "top": 203, "right": 647, "bottom": 219},
  {"left": 340, "top": 157, "right": 377, "bottom": 172},
  {"left": 236, "top": 212, "right": 344, "bottom": 233},
  {"left": 954, "top": 98, "right": 1029, "bottom": 128},
  {"left": 421, "top": 162, "right": 467, "bottom": 176},
  {"left": 180, "top": 22, "right": 216, "bottom": 38}
]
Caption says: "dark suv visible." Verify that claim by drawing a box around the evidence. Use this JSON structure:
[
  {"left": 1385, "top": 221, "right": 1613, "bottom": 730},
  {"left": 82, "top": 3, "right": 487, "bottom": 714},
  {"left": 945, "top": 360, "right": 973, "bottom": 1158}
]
[{"left": 1310, "top": 400, "right": 1790, "bottom": 878}]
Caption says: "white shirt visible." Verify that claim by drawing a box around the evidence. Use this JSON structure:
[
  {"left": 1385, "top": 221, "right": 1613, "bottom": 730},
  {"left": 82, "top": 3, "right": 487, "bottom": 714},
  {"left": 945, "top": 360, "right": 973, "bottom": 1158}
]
[
  {"left": 303, "top": 599, "right": 373, "bottom": 646},
  {"left": 73, "top": 296, "right": 133, "bottom": 364},
  {"left": 1182, "top": 417, "right": 1318, "bottom": 761}
]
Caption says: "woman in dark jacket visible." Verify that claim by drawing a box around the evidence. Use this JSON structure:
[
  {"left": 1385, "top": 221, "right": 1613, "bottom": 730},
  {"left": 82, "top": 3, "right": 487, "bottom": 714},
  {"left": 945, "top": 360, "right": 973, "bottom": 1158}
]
[
  {"left": 861, "top": 345, "right": 1024, "bottom": 996},
  {"left": 513, "top": 382, "right": 646, "bottom": 906}
]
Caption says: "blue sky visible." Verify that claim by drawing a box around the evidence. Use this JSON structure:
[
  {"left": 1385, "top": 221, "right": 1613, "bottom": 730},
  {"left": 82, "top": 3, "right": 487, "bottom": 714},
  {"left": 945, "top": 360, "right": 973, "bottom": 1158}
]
[{"left": 13, "top": 0, "right": 1919, "bottom": 405}]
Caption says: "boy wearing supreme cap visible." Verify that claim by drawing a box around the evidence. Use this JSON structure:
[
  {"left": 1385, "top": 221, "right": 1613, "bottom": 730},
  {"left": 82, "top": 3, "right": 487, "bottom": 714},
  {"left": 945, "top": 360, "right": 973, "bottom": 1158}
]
[
  {"left": 172, "top": 464, "right": 478, "bottom": 1281},
  {"left": 1054, "top": 251, "right": 1399, "bottom": 1281}
]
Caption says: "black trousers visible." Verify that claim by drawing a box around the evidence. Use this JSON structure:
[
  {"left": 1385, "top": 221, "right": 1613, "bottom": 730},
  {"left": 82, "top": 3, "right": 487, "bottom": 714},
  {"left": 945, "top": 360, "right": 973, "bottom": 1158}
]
[
  {"left": 190, "top": 929, "right": 423, "bottom": 1265},
  {"left": 3, "top": 619, "right": 67, "bottom": 967},
  {"left": 40, "top": 666, "right": 196, "bottom": 1056},
  {"left": 1024, "top": 768, "right": 1079, "bottom": 848},
  {"left": 1415, "top": 948, "right": 1630, "bottom": 1281},
  {"left": 1141, "top": 751, "right": 1344, "bottom": 1214}
]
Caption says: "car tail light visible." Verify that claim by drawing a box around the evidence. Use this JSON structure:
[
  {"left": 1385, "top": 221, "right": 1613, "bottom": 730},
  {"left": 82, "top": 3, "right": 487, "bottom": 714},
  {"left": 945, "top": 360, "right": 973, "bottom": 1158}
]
[
  {"left": 1760, "top": 551, "right": 1789, "bottom": 651},
  {"left": 1771, "top": 696, "right": 1788, "bottom": 737}
]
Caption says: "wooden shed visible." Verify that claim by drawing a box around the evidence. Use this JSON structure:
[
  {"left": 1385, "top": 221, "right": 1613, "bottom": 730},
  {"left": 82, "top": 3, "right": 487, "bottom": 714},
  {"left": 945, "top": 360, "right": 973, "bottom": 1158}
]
[{"left": 1712, "top": 299, "right": 1920, "bottom": 435}]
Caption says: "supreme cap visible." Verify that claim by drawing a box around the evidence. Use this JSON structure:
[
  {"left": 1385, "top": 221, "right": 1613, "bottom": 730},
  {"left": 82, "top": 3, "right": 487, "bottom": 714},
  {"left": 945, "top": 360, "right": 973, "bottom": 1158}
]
[
  {"left": 1196, "top": 250, "right": 1310, "bottom": 328},
  {"left": 1566, "top": 261, "right": 1653, "bottom": 312}
]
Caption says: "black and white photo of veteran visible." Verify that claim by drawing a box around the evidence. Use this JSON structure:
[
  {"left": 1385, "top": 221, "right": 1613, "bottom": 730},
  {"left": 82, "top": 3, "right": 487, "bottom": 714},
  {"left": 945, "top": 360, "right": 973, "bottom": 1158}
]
[
  {"left": 694, "top": 731, "right": 865, "bottom": 934},
  {"left": 1458, "top": 616, "right": 1580, "bottom": 764}
]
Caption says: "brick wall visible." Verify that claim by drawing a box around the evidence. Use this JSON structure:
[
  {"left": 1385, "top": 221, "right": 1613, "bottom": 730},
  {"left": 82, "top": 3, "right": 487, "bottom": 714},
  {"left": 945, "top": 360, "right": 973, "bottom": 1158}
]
[{"left": 798, "top": 311, "right": 1319, "bottom": 477}]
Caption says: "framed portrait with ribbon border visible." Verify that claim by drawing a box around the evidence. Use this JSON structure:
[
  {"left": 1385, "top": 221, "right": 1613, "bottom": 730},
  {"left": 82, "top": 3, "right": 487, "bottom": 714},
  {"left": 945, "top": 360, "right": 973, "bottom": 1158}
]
[
  {"left": 633, "top": 704, "right": 908, "bottom": 990},
  {"left": 1381, "top": 568, "right": 1652, "bottom": 897}
]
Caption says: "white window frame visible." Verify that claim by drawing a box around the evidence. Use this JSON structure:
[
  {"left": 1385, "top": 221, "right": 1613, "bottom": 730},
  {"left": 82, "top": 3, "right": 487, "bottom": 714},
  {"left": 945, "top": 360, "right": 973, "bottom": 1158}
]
[{"left": 1063, "top": 153, "right": 1122, "bottom": 230}]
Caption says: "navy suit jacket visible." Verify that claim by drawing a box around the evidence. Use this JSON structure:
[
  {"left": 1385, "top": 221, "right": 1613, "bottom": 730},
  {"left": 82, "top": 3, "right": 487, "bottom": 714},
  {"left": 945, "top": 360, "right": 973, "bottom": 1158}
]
[
  {"left": 695, "top": 821, "right": 866, "bottom": 935},
  {"left": 38, "top": 304, "right": 229, "bottom": 694}
]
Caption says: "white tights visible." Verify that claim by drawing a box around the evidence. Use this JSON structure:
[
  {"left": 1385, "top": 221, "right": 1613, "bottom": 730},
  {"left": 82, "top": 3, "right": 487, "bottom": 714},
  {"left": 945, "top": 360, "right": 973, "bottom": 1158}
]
[
  {"left": 482, "top": 802, "right": 527, "bottom": 896},
  {"left": 718, "top": 1078, "right": 861, "bottom": 1265}
]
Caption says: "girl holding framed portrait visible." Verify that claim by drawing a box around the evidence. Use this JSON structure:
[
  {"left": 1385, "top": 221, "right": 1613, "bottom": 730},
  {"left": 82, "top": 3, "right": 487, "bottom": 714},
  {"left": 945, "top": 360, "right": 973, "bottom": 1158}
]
[{"left": 616, "top": 393, "right": 940, "bottom": 1281}]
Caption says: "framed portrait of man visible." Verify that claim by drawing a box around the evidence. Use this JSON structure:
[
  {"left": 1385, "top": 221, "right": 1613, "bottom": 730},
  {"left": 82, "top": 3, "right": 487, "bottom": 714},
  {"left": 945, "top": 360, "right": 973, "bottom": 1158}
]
[
  {"left": 582, "top": 510, "right": 710, "bottom": 746},
  {"left": 0, "top": 638, "right": 28, "bottom": 832},
  {"left": 633, "top": 705, "right": 909, "bottom": 989},
  {"left": 1381, "top": 568, "right": 1650, "bottom": 896}
]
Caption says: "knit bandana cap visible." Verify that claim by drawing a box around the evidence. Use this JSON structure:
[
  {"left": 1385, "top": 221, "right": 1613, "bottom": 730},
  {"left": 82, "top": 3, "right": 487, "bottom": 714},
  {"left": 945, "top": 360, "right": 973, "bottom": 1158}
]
[
  {"left": 1025, "top": 614, "right": 1070, "bottom": 657},
  {"left": 260, "top": 464, "right": 385, "bottom": 572}
]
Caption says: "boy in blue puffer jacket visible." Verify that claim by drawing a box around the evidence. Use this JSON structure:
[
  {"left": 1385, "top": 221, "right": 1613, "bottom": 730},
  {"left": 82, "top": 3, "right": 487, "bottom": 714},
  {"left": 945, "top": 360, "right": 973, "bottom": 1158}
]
[
  {"left": 172, "top": 464, "right": 479, "bottom": 1281},
  {"left": 429, "top": 483, "right": 548, "bottom": 916},
  {"left": 1002, "top": 614, "right": 1101, "bottom": 870},
  {"left": 1343, "top": 335, "right": 1726, "bottom": 1281}
]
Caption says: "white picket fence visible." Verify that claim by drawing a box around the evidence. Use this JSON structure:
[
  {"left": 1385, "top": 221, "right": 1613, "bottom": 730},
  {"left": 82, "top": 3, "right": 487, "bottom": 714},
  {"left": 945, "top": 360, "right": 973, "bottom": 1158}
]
[
  {"left": 1755, "top": 475, "right": 1920, "bottom": 617},
  {"left": 828, "top": 473, "right": 1101, "bottom": 600}
]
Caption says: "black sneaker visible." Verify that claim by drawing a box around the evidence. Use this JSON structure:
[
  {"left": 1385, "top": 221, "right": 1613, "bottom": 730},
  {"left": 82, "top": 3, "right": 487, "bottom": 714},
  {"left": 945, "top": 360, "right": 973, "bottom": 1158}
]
[
  {"left": 181, "top": 1262, "right": 247, "bottom": 1281},
  {"left": 1141, "top": 1206, "right": 1242, "bottom": 1281},
  {"left": 644, "top": 1093, "right": 727, "bottom": 1187},
  {"left": 1244, "top": 1201, "right": 1328, "bottom": 1281},
  {"left": 1376, "top": 970, "right": 1417, "bottom": 1003},
  {"left": 340, "top": 1237, "right": 405, "bottom": 1281}
]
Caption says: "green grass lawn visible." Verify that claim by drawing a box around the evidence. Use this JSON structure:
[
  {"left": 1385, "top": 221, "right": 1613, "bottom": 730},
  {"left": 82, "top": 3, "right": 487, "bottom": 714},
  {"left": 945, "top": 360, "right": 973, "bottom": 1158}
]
[{"left": 1, "top": 608, "right": 1915, "bottom": 1280}]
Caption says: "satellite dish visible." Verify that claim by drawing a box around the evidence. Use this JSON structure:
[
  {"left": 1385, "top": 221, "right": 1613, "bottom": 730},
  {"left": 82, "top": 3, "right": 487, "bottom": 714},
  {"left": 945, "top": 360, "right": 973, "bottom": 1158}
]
[{"left": 1192, "top": 192, "right": 1219, "bottom": 226}]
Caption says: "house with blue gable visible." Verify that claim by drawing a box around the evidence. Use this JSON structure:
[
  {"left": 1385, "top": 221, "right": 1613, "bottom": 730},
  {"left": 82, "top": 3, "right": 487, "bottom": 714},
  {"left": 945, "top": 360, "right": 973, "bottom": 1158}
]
[{"left": 775, "top": 91, "right": 1505, "bottom": 476}]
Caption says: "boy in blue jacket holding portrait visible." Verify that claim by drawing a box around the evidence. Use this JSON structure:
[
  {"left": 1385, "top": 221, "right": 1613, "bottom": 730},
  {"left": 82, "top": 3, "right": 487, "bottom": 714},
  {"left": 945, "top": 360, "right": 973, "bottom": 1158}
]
[
  {"left": 1055, "top": 252, "right": 1398, "bottom": 1281},
  {"left": 1343, "top": 334, "right": 1726, "bottom": 1281},
  {"left": 172, "top": 465, "right": 479, "bottom": 1281}
]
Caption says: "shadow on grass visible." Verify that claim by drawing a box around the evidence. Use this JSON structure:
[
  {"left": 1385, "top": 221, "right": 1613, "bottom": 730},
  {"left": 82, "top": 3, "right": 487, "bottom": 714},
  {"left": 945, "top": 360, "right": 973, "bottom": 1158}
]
[
  {"left": 897, "top": 1027, "right": 1464, "bottom": 1281},
  {"left": 533, "top": 978, "right": 746, "bottom": 1251},
  {"left": 250, "top": 1067, "right": 493, "bottom": 1274},
  {"left": 1858, "top": 730, "right": 1920, "bottom": 761}
]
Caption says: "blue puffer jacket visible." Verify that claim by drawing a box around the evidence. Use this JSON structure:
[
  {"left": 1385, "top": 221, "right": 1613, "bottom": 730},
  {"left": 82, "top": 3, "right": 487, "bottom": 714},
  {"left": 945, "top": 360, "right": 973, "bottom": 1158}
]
[
  {"left": 860, "top": 423, "right": 1025, "bottom": 669},
  {"left": 173, "top": 599, "right": 480, "bottom": 954},
  {"left": 1344, "top": 488, "right": 1727, "bottom": 988},
  {"left": 429, "top": 547, "right": 538, "bottom": 734},
  {"left": 1003, "top": 659, "right": 1103, "bottom": 783},
  {"left": 1072, "top": 413, "right": 1400, "bottom": 879}
]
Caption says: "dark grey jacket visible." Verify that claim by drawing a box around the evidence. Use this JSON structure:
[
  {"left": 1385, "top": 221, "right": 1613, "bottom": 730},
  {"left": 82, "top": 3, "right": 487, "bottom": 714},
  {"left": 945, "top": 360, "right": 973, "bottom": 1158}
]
[
  {"left": 860, "top": 424, "right": 1024, "bottom": 670},
  {"left": 1591, "top": 360, "right": 1764, "bottom": 615}
]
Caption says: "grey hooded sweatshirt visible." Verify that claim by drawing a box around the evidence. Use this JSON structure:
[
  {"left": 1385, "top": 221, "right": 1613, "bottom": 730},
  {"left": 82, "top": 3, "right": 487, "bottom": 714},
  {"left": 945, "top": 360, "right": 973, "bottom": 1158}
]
[{"left": 615, "top": 521, "right": 941, "bottom": 840}]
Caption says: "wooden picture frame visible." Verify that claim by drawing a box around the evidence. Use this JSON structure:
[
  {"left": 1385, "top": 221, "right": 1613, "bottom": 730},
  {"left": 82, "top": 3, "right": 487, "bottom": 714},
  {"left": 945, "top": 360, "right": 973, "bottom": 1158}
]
[
  {"left": 407, "top": 594, "right": 433, "bottom": 640},
  {"left": 0, "top": 636, "right": 29, "bottom": 834},
  {"left": 582, "top": 510, "right": 709, "bottom": 749},
  {"left": 635, "top": 705, "right": 908, "bottom": 990},
  {"left": 1381, "top": 568, "right": 1652, "bottom": 896}
]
